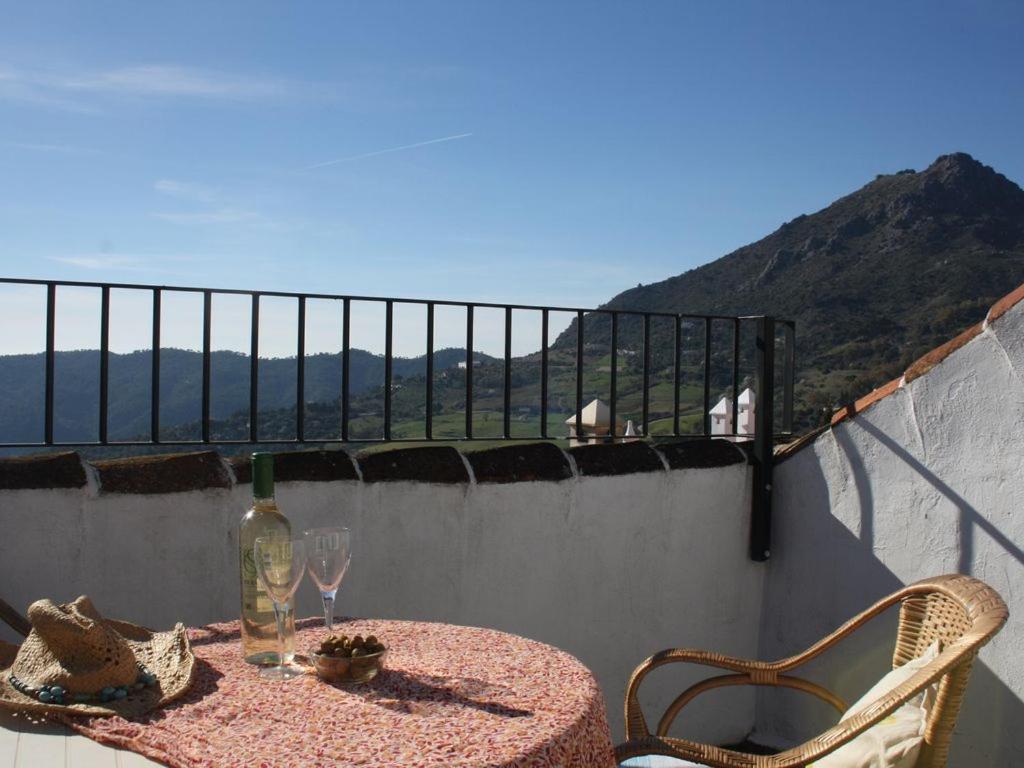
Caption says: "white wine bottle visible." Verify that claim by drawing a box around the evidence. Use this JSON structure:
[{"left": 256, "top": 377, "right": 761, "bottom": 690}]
[{"left": 239, "top": 453, "right": 296, "bottom": 664}]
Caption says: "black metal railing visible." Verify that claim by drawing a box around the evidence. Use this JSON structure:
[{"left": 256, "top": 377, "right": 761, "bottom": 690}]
[{"left": 0, "top": 277, "right": 795, "bottom": 449}]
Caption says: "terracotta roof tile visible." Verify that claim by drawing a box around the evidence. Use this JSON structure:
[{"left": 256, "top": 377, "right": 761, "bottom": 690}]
[
  {"left": 830, "top": 376, "right": 902, "bottom": 426},
  {"left": 775, "top": 424, "right": 830, "bottom": 463},
  {"left": 985, "top": 282, "right": 1024, "bottom": 326},
  {"left": 902, "top": 322, "right": 983, "bottom": 384}
]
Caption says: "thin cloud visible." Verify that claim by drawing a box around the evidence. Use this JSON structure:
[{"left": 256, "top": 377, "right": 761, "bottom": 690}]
[
  {"left": 62, "top": 65, "right": 293, "bottom": 99},
  {"left": 154, "top": 209, "right": 259, "bottom": 224},
  {"left": 306, "top": 132, "right": 473, "bottom": 169},
  {"left": 0, "top": 66, "right": 99, "bottom": 113},
  {"left": 154, "top": 179, "right": 219, "bottom": 204},
  {"left": 0, "top": 63, "right": 332, "bottom": 111},
  {"left": 151, "top": 178, "right": 294, "bottom": 228},
  {"left": 153, "top": 178, "right": 259, "bottom": 225},
  {"left": 49, "top": 254, "right": 198, "bottom": 271},
  {"left": 3, "top": 141, "right": 99, "bottom": 154}
]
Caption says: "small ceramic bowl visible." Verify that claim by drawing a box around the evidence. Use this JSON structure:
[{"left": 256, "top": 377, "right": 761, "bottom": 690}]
[{"left": 309, "top": 647, "right": 387, "bottom": 684}]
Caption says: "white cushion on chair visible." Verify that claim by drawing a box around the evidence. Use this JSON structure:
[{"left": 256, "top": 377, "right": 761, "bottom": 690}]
[
  {"left": 619, "top": 757, "right": 702, "bottom": 767},
  {"left": 812, "top": 641, "right": 940, "bottom": 768}
]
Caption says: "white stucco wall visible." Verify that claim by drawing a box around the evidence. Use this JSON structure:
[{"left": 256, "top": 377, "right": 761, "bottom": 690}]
[
  {"left": 0, "top": 459, "right": 764, "bottom": 743},
  {"left": 758, "top": 299, "right": 1024, "bottom": 765}
]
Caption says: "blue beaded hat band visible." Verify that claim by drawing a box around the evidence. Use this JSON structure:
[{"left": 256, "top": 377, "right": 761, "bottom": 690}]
[
  {"left": 0, "top": 596, "right": 195, "bottom": 717},
  {"left": 8, "top": 661, "right": 158, "bottom": 705}
]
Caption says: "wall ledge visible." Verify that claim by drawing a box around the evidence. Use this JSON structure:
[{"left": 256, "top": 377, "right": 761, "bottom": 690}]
[
  {"left": 569, "top": 441, "right": 665, "bottom": 476},
  {"left": 0, "top": 439, "right": 751, "bottom": 494},
  {"left": 93, "top": 451, "right": 231, "bottom": 494},
  {"left": 357, "top": 445, "right": 469, "bottom": 484},
  {"left": 0, "top": 451, "right": 87, "bottom": 490},
  {"left": 464, "top": 442, "right": 573, "bottom": 484},
  {"left": 654, "top": 439, "right": 750, "bottom": 469},
  {"left": 228, "top": 449, "right": 358, "bottom": 484}
]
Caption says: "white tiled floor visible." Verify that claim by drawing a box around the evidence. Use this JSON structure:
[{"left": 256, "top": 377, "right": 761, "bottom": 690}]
[{"left": 0, "top": 710, "right": 160, "bottom": 768}]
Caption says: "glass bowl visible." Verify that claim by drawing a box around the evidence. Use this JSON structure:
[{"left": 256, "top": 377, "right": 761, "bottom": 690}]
[{"left": 309, "top": 647, "right": 387, "bottom": 684}]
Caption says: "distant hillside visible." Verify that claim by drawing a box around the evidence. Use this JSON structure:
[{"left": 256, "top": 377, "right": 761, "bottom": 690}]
[
  {"left": 557, "top": 153, "right": 1024, "bottom": 428},
  {"left": 0, "top": 347, "right": 483, "bottom": 443}
]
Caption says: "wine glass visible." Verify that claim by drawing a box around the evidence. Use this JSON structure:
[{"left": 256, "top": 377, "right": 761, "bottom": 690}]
[
  {"left": 304, "top": 527, "right": 351, "bottom": 635},
  {"left": 253, "top": 536, "right": 307, "bottom": 680}
]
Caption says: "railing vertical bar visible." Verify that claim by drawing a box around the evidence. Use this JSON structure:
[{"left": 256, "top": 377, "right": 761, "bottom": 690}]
[
  {"left": 249, "top": 294, "right": 259, "bottom": 443},
  {"left": 44, "top": 283, "right": 56, "bottom": 445},
  {"left": 703, "top": 318, "right": 712, "bottom": 436},
  {"left": 383, "top": 300, "right": 393, "bottom": 441},
  {"left": 577, "top": 311, "right": 585, "bottom": 442},
  {"left": 503, "top": 306, "right": 512, "bottom": 439},
  {"left": 201, "top": 290, "right": 211, "bottom": 443},
  {"left": 99, "top": 286, "right": 110, "bottom": 444},
  {"left": 540, "top": 309, "right": 549, "bottom": 439},
  {"left": 750, "top": 316, "right": 776, "bottom": 561},
  {"left": 465, "top": 304, "right": 474, "bottom": 439},
  {"left": 151, "top": 288, "right": 161, "bottom": 442},
  {"left": 642, "top": 314, "right": 651, "bottom": 437},
  {"left": 609, "top": 312, "right": 618, "bottom": 442},
  {"left": 425, "top": 302, "right": 434, "bottom": 440},
  {"left": 296, "top": 296, "right": 306, "bottom": 442},
  {"left": 732, "top": 317, "right": 741, "bottom": 436},
  {"left": 341, "top": 299, "right": 350, "bottom": 442},
  {"left": 782, "top": 321, "right": 796, "bottom": 434},
  {"left": 673, "top": 315, "right": 681, "bottom": 437}
]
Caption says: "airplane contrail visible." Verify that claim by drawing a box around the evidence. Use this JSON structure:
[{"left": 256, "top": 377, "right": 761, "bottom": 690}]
[{"left": 305, "top": 132, "right": 473, "bottom": 170}]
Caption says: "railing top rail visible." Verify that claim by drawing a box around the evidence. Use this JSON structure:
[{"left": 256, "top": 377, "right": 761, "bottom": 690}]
[{"left": 0, "top": 277, "right": 768, "bottom": 322}]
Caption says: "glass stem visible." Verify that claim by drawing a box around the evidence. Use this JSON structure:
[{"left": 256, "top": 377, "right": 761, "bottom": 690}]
[
  {"left": 322, "top": 593, "right": 335, "bottom": 633},
  {"left": 273, "top": 600, "right": 287, "bottom": 666}
]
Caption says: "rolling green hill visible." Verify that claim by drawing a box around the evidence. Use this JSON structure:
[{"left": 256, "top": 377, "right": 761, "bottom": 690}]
[{"left": 0, "top": 347, "right": 487, "bottom": 444}]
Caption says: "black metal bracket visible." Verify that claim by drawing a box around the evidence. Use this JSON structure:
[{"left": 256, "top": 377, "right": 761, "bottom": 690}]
[{"left": 750, "top": 316, "right": 775, "bottom": 562}]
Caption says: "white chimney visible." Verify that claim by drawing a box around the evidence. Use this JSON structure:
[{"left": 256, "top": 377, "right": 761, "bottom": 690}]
[
  {"left": 737, "top": 387, "right": 756, "bottom": 435},
  {"left": 709, "top": 396, "right": 733, "bottom": 435}
]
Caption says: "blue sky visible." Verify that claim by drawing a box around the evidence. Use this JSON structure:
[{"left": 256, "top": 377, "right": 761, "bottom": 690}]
[{"left": 1, "top": 1, "right": 1022, "bottom": 355}]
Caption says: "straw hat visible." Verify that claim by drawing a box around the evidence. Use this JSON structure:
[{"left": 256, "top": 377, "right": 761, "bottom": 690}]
[{"left": 0, "top": 596, "right": 194, "bottom": 717}]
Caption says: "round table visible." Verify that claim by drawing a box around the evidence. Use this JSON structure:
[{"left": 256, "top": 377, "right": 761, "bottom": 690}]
[{"left": 64, "top": 618, "right": 617, "bottom": 768}]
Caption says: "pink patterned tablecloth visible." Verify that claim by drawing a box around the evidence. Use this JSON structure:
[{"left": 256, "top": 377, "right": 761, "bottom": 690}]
[{"left": 64, "top": 618, "right": 616, "bottom": 768}]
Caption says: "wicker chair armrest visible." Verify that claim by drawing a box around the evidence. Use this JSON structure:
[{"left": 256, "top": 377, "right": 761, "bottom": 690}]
[
  {"left": 655, "top": 673, "right": 846, "bottom": 737},
  {"left": 624, "top": 648, "right": 802, "bottom": 740}
]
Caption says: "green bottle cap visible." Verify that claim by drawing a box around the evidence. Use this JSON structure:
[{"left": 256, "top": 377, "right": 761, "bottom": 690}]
[{"left": 251, "top": 453, "right": 274, "bottom": 499}]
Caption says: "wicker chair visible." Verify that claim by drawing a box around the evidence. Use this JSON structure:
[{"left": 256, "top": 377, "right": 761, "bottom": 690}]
[{"left": 616, "top": 575, "right": 1007, "bottom": 768}]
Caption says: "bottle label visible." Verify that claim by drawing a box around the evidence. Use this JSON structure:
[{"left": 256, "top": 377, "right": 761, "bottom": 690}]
[{"left": 241, "top": 546, "right": 274, "bottom": 613}]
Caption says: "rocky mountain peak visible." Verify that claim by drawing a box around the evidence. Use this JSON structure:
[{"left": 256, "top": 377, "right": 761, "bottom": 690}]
[{"left": 558, "top": 152, "right": 1024, "bottom": 431}]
